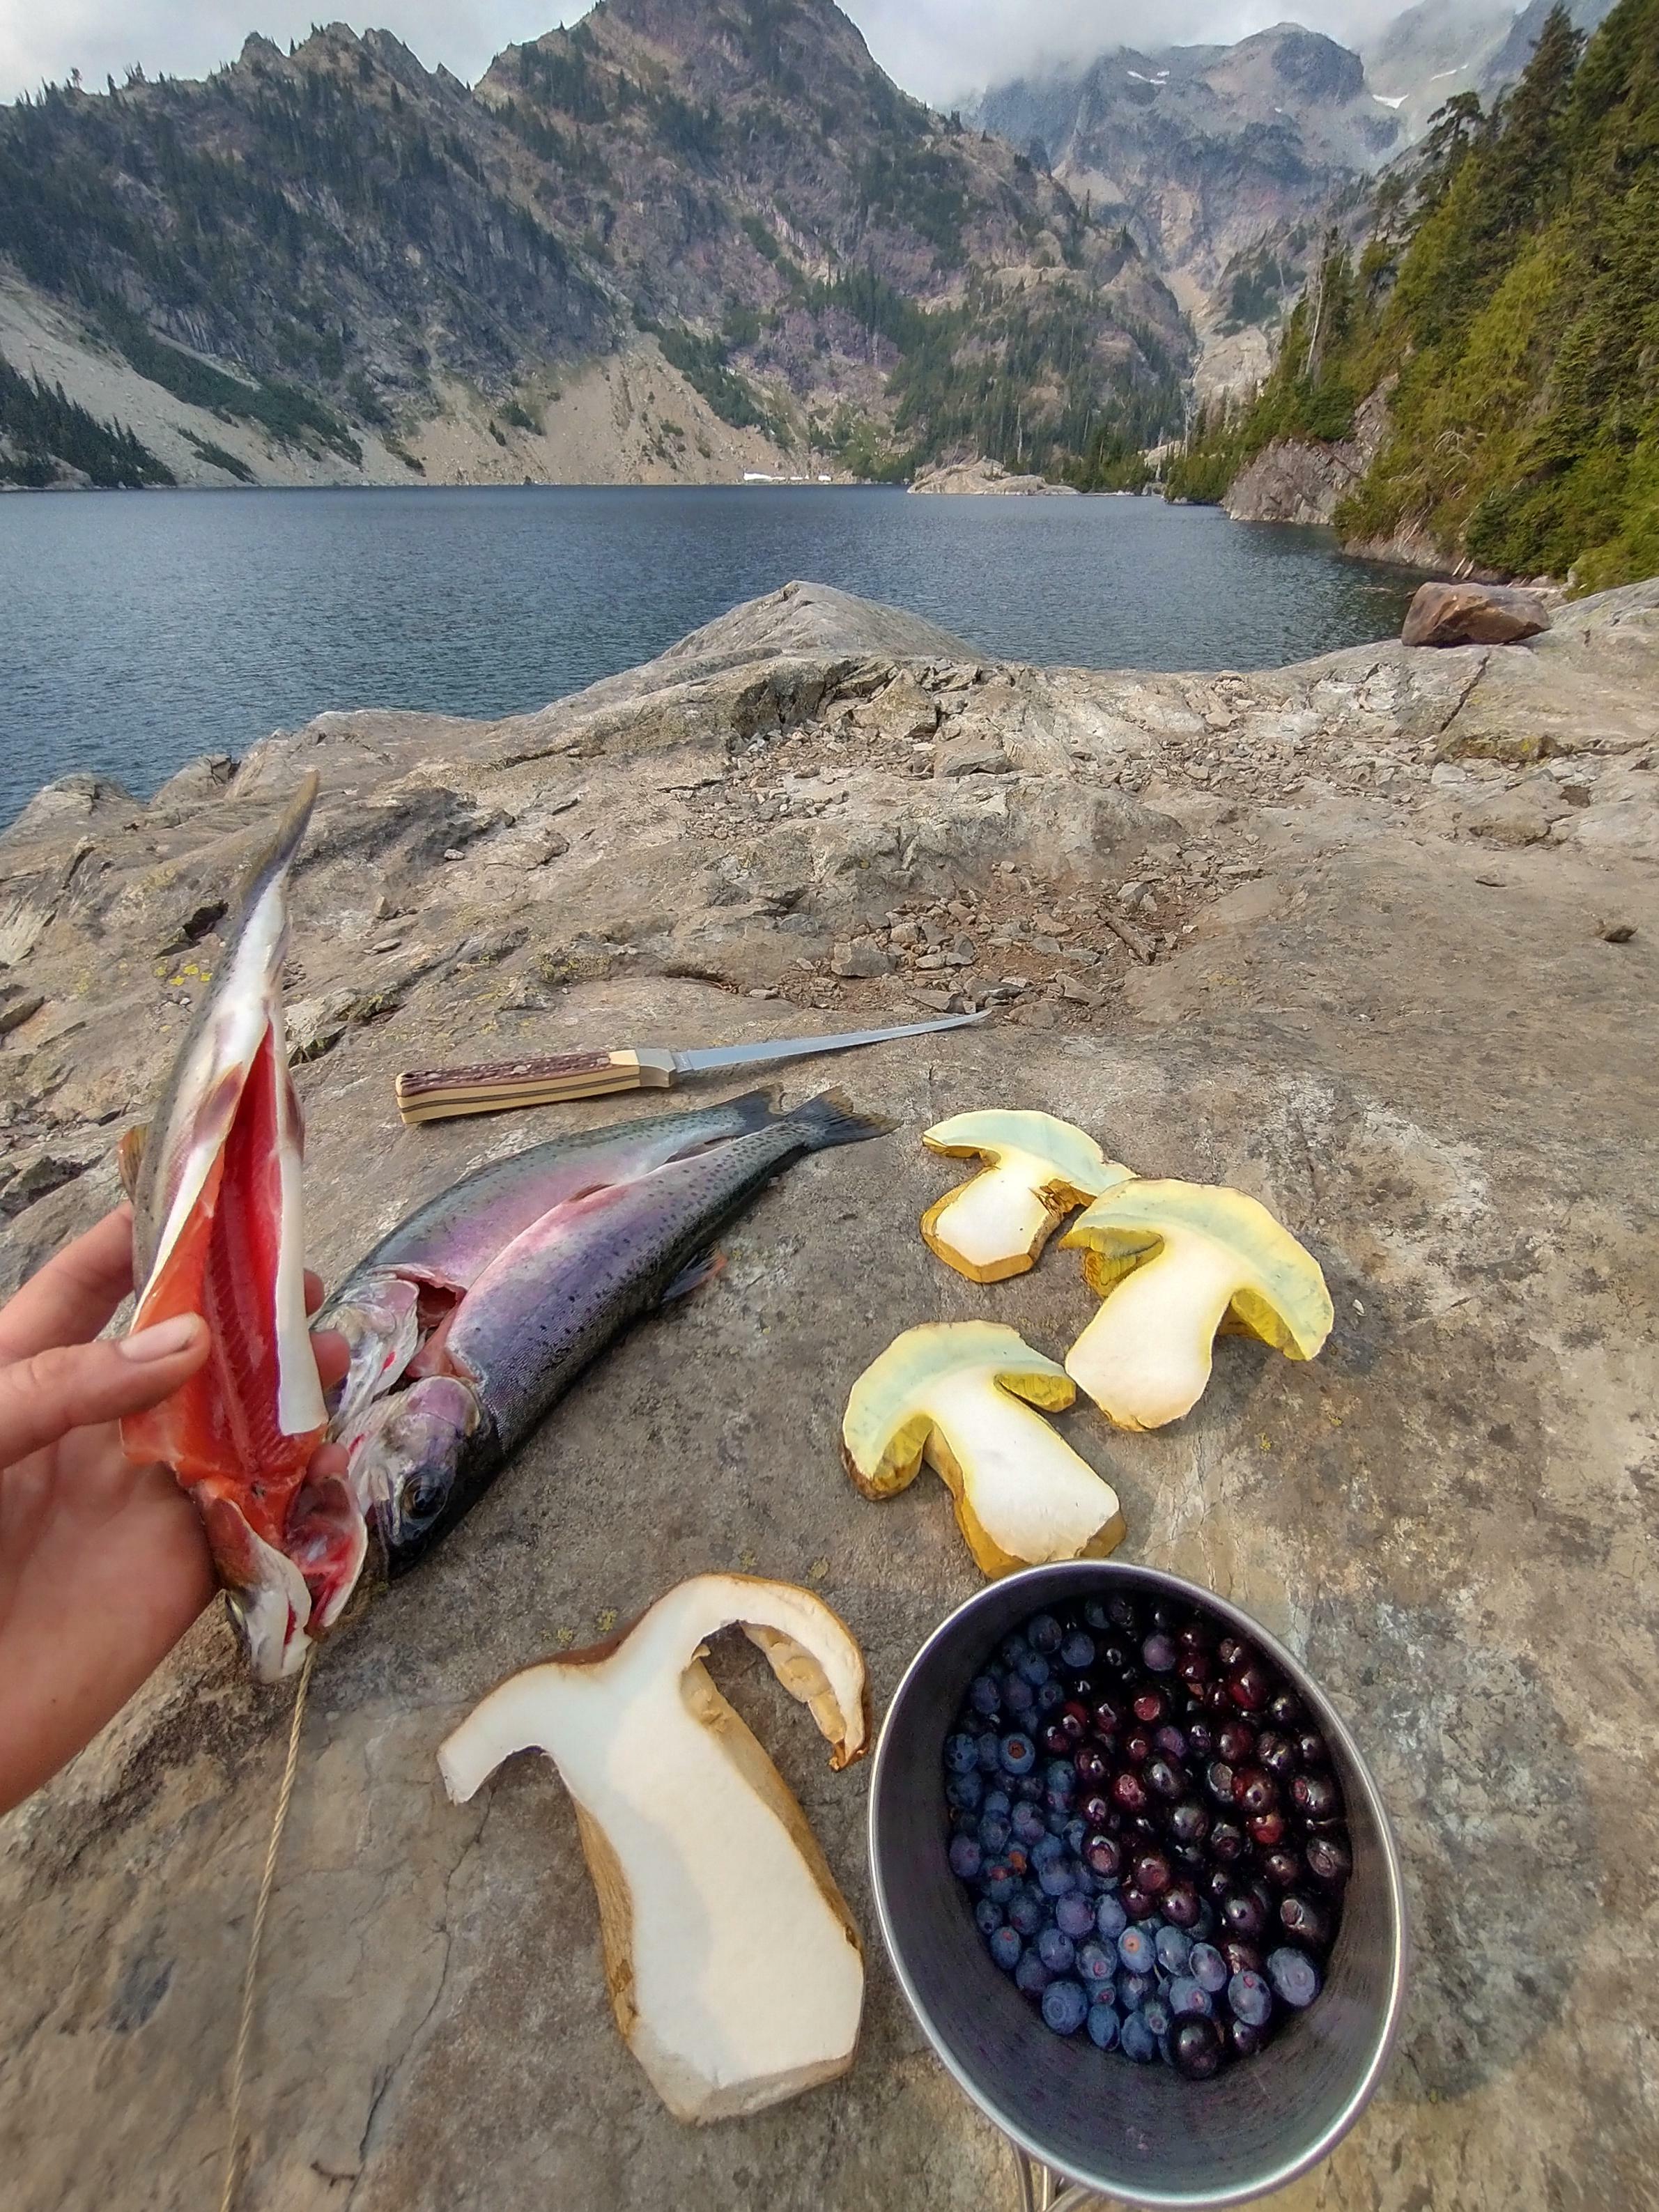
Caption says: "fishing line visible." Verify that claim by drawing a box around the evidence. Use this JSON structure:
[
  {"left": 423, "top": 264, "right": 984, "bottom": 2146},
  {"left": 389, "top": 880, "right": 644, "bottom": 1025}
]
[{"left": 220, "top": 1643, "right": 316, "bottom": 2212}]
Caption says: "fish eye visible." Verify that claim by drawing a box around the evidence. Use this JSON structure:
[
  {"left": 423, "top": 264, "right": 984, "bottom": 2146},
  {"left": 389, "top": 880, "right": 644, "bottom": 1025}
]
[{"left": 399, "top": 1471, "right": 448, "bottom": 1524}]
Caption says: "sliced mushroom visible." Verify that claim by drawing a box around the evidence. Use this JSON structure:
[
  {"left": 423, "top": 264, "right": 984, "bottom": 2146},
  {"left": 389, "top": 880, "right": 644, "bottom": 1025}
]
[
  {"left": 1062, "top": 1180, "right": 1334, "bottom": 1430},
  {"left": 920, "top": 1109, "right": 1133, "bottom": 1283},
  {"left": 842, "top": 1320, "right": 1125, "bottom": 1575},
  {"left": 437, "top": 1575, "right": 867, "bottom": 2124}
]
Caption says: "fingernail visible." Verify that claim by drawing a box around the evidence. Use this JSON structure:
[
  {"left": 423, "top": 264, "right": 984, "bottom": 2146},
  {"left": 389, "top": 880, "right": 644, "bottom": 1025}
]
[{"left": 119, "top": 1314, "right": 206, "bottom": 1363}]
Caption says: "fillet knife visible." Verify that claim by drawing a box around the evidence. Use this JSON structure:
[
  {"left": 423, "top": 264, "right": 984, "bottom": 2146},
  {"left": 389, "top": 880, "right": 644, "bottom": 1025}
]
[{"left": 394, "top": 1012, "right": 988, "bottom": 1124}]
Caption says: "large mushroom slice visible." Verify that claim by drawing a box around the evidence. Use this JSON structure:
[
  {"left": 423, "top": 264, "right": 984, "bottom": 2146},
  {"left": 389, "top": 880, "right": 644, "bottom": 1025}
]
[
  {"left": 920, "top": 1109, "right": 1134, "bottom": 1283},
  {"left": 1062, "top": 1179, "right": 1334, "bottom": 1430},
  {"left": 437, "top": 1575, "right": 867, "bottom": 2125},
  {"left": 842, "top": 1320, "right": 1126, "bottom": 1576}
]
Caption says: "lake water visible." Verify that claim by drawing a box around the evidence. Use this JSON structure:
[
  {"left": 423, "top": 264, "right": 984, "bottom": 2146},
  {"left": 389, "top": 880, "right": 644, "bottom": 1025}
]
[{"left": 0, "top": 485, "right": 1421, "bottom": 826}]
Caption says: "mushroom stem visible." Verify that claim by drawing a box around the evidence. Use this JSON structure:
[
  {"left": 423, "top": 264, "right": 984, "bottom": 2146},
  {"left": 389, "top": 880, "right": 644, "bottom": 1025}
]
[
  {"left": 1067, "top": 1232, "right": 1244, "bottom": 1431},
  {"left": 931, "top": 1372, "right": 1128, "bottom": 1572}
]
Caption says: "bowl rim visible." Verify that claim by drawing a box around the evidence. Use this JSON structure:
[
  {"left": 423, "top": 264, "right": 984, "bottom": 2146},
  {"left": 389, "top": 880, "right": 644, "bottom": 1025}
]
[{"left": 867, "top": 1560, "right": 1411, "bottom": 2211}]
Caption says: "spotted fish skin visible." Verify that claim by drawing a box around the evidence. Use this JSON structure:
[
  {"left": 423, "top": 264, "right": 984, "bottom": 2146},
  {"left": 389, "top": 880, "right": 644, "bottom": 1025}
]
[
  {"left": 345, "top": 1090, "right": 894, "bottom": 1574},
  {"left": 321, "top": 1091, "right": 782, "bottom": 1439}
]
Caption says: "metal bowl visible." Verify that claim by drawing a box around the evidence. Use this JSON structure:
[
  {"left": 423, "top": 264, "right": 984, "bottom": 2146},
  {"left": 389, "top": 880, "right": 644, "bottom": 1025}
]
[{"left": 867, "top": 1562, "right": 1408, "bottom": 2209}]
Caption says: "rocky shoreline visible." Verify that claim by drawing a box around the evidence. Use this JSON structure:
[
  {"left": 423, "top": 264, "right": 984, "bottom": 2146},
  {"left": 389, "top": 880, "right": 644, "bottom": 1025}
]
[{"left": 1, "top": 579, "right": 1656, "bottom": 2211}]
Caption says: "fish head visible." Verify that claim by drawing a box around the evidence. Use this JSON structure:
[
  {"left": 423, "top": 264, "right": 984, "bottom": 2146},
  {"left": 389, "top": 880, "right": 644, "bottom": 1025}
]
[
  {"left": 119, "top": 774, "right": 344, "bottom": 1683},
  {"left": 348, "top": 1375, "right": 488, "bottom": 1578}
]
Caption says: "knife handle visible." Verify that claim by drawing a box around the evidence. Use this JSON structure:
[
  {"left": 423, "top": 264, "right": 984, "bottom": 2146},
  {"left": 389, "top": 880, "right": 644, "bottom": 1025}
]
[{"left": 395, "top": 1048, "right": 676, "bottom": 1124}]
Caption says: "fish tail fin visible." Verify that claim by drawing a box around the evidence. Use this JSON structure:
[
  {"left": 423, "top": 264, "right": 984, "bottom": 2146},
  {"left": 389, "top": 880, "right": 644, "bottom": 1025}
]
[
  {"left": 782, "top": 1088, "right": 897, "bottom": 1152},
  {"left": 236, "top": 768, "right": 320, "bottom": 912}
]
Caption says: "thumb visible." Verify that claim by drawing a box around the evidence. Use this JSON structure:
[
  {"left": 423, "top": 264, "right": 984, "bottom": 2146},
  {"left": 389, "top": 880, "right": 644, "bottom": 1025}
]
[{"left": 0, "top": 1315, "right": 210, "bottom": 1467}]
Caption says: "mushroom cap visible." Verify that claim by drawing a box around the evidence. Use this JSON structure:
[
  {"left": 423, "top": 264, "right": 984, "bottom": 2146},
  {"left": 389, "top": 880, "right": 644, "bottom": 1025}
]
[
  {"left": 1062, "top": 1179, "right": 1333, "bottom": 1358},
  {"left": 920, "top": 1111, "right": 1133, "bottom": 1283},
  {"left": 842, "top": 1320, "right": 1075, "bottom": 1497},
  {"left": 923, "top": 1108, "right": 1122, "bottom": 1190}
]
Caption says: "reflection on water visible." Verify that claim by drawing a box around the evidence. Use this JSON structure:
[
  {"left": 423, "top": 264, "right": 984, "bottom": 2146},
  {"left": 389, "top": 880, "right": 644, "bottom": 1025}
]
[{"left": 0, "top": 484, "right": 1421, "bottom": 823}]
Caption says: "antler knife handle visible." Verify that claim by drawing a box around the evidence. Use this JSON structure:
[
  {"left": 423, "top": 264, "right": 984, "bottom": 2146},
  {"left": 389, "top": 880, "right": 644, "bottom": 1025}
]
[{"left": 395, "top": 1047, "right": 677, "bottom": 1124}]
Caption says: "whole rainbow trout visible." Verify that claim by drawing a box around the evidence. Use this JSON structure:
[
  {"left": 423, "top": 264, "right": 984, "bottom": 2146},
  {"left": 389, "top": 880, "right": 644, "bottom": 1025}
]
[{"left": 327, "top": 1090, "right": 893, "bottom": 1575}]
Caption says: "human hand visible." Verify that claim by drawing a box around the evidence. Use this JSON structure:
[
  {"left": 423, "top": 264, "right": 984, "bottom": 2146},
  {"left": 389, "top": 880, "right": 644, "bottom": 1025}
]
[{"left": 0, "top": 1207, "right": 346, "bottom": 1817}]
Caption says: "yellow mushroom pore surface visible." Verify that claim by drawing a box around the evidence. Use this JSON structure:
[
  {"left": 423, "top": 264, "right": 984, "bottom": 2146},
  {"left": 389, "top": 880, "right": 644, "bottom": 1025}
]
[
  {"left": 928, "top": 1164, "right": 1057, "bottom": 1274},
  {"left": 930, "top": 1372, "right": 1123, "bottom": 1563},
  {"left": 1067, "top": 1229, "right": 1258, "bottom": 1429}
]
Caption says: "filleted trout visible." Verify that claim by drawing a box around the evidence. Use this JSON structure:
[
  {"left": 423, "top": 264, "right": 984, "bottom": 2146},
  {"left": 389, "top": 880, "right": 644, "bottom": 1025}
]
[
  {"left": 121, "top": 773, "right": 334, "bottom": 1681},
  {"left": 327, "top": 1090, "right": 893, "bottom": 1575}
]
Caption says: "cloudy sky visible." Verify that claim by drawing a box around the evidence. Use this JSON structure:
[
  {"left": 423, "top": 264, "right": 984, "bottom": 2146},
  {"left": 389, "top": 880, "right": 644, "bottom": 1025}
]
[{"left": 0, "top": 0, "right": 1420, "bottom": 107}]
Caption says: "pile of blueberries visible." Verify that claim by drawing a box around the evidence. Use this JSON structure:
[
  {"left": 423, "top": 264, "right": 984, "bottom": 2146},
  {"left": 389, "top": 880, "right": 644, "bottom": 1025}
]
[{"left": 943, "top": 1590, "right": 1350, "bottom": 2080}]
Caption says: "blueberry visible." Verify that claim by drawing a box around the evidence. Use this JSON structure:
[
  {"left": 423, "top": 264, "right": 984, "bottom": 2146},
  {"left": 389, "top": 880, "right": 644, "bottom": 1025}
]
[
  {"left": 1044, "top": 1757, "right": 1077, "bottom": 1797},
  {"left": 1229, "top": 2015, "right": 1270, "bottom": 2058},
  {"left": 1189, "top": 1942, "right": 1228, "bottom": 1995},
  {"left": 1084, "top": 1830, "right": 1122, "bottom": 1878},
  {"left": 1060, "top": 1630, "right": 1096, "bottom": 1670},
  {"left": 1170, "top": 2014, "right": 1224, "bottom": 2080},
  {"left": 1267, "top": 1947, "right": 1322, "bottom": 2009},
  {"left": 1042, "top": 1979, "right": 1088, "bottom": 2036},
  {"left": 1227, "top": 1969, "right": 1273, "bottom": 2027},
  {"left": 1006, "top": 1676, "right": 1037, "bottom": 1717},
  {"left": 974, "top": 1897, "right": 1003, "bottom": 1936},
  {"left": 1056, "top": 1892, "right": 1095, "bottom": 1939},
  {"left": 1011, "top": 1802, "right": 1046, "bottom": 1847},
  {"left": 978, "top": 1812, "right": 1012, "bottom": 1855},
  {"left": 1014, "top": 1950, "right": 1053, "bottom": 1997},
  {"left": 1120, "top": 2011, "right": 1159, "bottom": 2063},
  {"left": 1037, "top": 1927, "right": 1076, "bottom": 1973},
  {"left": 1306, "top": 1831, "right": 1353, "bottom": 1887},
  {"left": 1014, "top": 1773, "right": 1043, "bottom": 1802},
  {"left": 944, "top": 1732, "right": 979, "bottom": 1774},
  {"left": 1000, "top": 1635, "right": 1033, "bottom": 1671},
  {"left": 1027, "top": 1612, "right": 1063, "bottom": 1655},
  {"left": 1037, "top": 1860, "right": 1078, "bottom": 1898},
  {"left": 1291, "top": 1769, "right": 1340, "bottom": 1820},
  {"left": 1063, "top": 1816, "right": 1088, "bottom": 1855},
  {"left": 980, "top": 1861, "right": 1018, "bottom": 1907},
  {"left": 1155, "top": 1927, "right": 1193, "bottom": 1977},
  {"left": 1036, "top": 1680, "right": 1065, "bottom": 1713},
  {"left": 1086, "top": 2000, "right": 1120, "bottom": 2050},
  {"left": 1280, "top": 1892, "right": 1332, "bottom": 1949},
  {"left": 1143, "top": 1632, "right": 1178, "bottom": 1673},
  {"left": 982, "top": 1786, "right": 1011, "bottom": 1818},
  {"left": 948, "top": 1834, "right": 983, "bottom": 1880},
  {"left": 1017, "top": 1650, "right": 1052, "bottom": 1688},
  {"left": 1221, "top": 1889, "right": 1267, "bottom": 1940},
  {"left": 1141, "top": 1993, "right": 1172, "bottom": 2038},
  {"left": 1075, "top": 1940, "right": 1116, "bottom": 1988},
  {"left": 1043, "top": 1807, "right": 1069, "bottom": 1836},
  {"left": 1161, "top": 1880, "right": 1201, "bottom": 1930},
  {"left": 946, "top": 1772, "right": 983, "bottom": 1813},
  {"left": 1031, "top": 1832, "right": 1065, "bottom": 1871},
  {"left": 976, "top": 1731, "right": 1003, "bottom": 1774},
  {"left": 1095, "top": 1894, "right": 1129, "bottom": 1942},
  {"left": 969, "top": 1674, "right": 1001, "bottom": 1716},
  {"left": 989, "top": 1925, "right": 1023, "bottom": 1972},
  {"left": 1168, "top": 1975, "right": 1212, "bottom": 2018},
  {"left": 1008, "top": 1887, "right": 1046, "bottom": 1937},
  {"left": 1116, "top": 1924, "right": 1156, "bottom": 1975},
  {"left": 1118, "top": 1970, "right": 1154, "bottom": 2010},
  {"left": 999, "top": 1733, "right": 1036, "bottom": 1776}
]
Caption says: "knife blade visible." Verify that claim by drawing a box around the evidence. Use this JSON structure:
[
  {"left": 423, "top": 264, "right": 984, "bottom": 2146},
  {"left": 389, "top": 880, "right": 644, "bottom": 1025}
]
[{"left": 394, "top": 1011, "right": 988, "bottom": 1124}]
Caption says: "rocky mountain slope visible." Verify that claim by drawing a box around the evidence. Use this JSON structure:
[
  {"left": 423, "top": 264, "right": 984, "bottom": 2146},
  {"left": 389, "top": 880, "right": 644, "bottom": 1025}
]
[
  {"left": 973, "top": 25, "right": 1403, "bottom": 395},
  {"left": 0, "top": 0, "right": 1189, "bottom": 491},
  {"left": 1, "top": 577, "right": 1655, "bottom": 2211},
  {"left": 975, "top": 26, "right": 1403, "bottom": 295},
  {"left": 1170, "top": 0, "right": 1659, "bottom": 589}
]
